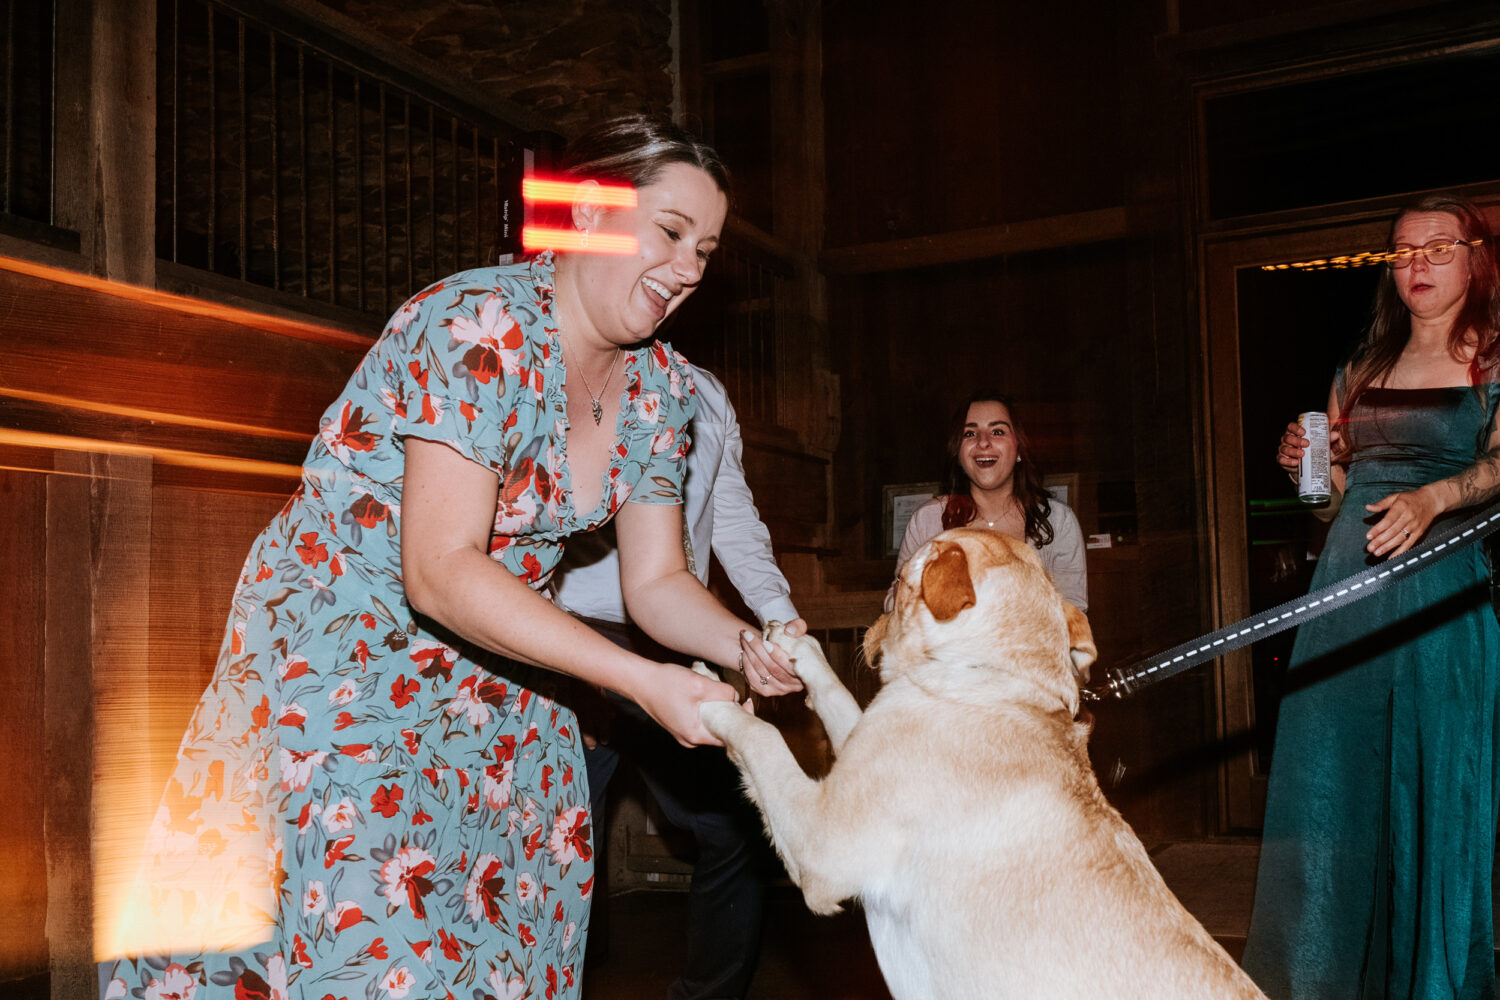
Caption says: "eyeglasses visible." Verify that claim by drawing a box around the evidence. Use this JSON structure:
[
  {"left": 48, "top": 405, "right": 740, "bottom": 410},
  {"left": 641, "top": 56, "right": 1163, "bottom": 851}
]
[{"left": 1385, "top": 238, "right": 1484, "bottom": 269}]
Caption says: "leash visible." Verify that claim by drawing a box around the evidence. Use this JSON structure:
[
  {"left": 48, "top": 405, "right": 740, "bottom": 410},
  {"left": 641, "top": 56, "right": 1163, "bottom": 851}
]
[{"left": 1087, "top": 499, "right": 1500, "bottom": 701}]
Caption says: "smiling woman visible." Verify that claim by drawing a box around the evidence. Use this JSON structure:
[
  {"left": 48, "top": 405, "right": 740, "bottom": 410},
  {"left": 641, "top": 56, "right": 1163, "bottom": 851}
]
[
  {"left": 96, "top": 114, "right": 802, "bottom": 1000},
  {"left": 885, "top": 389, "right": 1088, "bottom": 614}
]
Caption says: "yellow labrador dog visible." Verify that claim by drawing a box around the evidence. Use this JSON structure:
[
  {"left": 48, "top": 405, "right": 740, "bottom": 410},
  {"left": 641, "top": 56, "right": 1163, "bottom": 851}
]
[{"left": 699, "top": 528, "right": 1265, "bottom": 1000}]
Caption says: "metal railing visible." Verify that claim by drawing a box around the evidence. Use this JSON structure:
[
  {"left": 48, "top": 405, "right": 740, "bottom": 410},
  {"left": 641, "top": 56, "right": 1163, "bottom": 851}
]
[{"left": 157, "top": 0, "right": 539, "bottom": 319}]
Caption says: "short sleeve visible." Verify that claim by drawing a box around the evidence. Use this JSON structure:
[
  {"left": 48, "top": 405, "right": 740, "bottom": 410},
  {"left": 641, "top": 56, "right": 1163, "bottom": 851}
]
[
  {"left": 384, "top": 270, "right": 552, "bottom": 475},
  {"left": 623, "top": 343, "right": 698, "bottom": 506}
]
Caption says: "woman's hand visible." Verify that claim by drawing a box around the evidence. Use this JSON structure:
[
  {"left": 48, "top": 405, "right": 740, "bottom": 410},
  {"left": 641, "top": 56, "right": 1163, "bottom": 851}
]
[
  {"left": 1364, "top": 485, "right": 1442, "bottom": 558},
  {"left": 1277, "top": 415, "right": 1343, "bottom": 487},
  {"left": 1276, "top": 420, "right": 1307, "bottom": 479},
  {"left": 737, "top": 619, "right": 807, "bottom": 698},
  {"left": 628, "top": 661, "right": 741, "bottom": 748}
]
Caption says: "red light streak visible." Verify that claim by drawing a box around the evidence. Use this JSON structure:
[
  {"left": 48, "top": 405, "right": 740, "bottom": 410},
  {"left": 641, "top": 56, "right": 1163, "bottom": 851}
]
[
  {"left": 521, "top": 227, "right": 638, "bottom": 255},
  {"left": 522, "top": 177, "right": 638, "bottom": 207}
]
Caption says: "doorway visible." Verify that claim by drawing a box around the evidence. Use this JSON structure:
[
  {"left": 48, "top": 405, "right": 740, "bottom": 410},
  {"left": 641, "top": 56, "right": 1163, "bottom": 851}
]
[{"left": 1202, "top": 215, "right": 1391, "bottom": 830}]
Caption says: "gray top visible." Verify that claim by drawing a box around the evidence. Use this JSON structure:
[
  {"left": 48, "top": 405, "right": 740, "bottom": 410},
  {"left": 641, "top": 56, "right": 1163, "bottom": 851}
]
[{"left": 886, "top": 497, "right": 1089, "bottom": 612}]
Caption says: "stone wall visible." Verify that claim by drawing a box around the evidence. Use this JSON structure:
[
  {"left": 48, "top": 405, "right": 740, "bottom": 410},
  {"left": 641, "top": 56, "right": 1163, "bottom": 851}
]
[{"left": 310, "top": 0, "right": 676, "bottom": 136}]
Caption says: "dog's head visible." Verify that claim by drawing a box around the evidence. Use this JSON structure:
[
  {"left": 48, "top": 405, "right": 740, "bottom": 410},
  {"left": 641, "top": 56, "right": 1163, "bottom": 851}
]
[{"left": 863, "top": 528, "right": 1095, "bottom": 714}]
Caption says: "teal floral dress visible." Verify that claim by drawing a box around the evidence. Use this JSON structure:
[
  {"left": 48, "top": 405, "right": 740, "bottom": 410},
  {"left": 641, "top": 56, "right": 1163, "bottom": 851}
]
[
  {"left": 1243, "top": 377, "right": 1500, "bottom": 999},
  {"left": 100, "top": 253, "right": 697, "bottom": 1000}
]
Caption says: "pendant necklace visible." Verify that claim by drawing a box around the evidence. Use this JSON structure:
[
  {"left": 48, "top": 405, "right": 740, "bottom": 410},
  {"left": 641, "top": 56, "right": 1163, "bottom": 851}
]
[{"left": 573, "top": 347, "right": 621, "bottom": 425}]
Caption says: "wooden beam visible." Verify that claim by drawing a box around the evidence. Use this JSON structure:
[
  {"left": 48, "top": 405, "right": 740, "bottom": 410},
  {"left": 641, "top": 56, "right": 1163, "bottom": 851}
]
[{"left": 819, "top": 205, "right": 1134, "bottom": 275}]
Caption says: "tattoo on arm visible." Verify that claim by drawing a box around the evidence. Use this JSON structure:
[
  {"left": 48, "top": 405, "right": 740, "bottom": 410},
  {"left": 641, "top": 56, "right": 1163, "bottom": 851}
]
[{"left": 1452, "top": 445, "right": 1500, "bottom": 508}]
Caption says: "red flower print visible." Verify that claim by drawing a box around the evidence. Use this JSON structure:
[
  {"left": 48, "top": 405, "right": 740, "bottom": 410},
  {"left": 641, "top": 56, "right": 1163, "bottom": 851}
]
[
  {"left": 324, "top": 834, "right": 355, "bottom": 869},
  {"left": 255, "top": 562, "right": 273, "bottom": 582},
  {"left": 540, "top": 765, "right": 553, "bottom": 797},
  {"left": 360, "top": 613, "right": 377, "bottom": 629},
  {"left": 464, "top": 853, "right": 505, "bottom": 924},
  {"left": 141, "top": 963, "right": 200, "bottom": 1000},
  {"left": 380, "top": 845, "right": 437, "bottom": 918},
  {"left": 401, "top": 728, "right": 421, "bottom": 754},
  {"left": 320, "top": 400, "right": 380, "bottom": 463},
  {"left": 277, "top": 702, "right": 308, "bottom": 729},
  {"left": 326, "top": 899, "right": 363, "bottom": 934},
  {"left": 438, "top": 928, "right": 463, "bottom": 962},
  {"left": 390, "top": 674, "right": 420, "bottom": 708},
  {"left": 292, "top": 933, "right": 313, "bottom": 968},
  {"left": 296, "top": 532, "right": 329, "bottom": 567},
  {"left": 250, "top": 695, "right": 270, "bottom": 734},
  {"left": 483, "top": 758, "right": 515, "bottom": 811},
  {"left": 545, "top": 964, "right": 557, "bottom": 999},
  {"left": 518, "top": 923, "right": 536, "bottom": 948},
  {"left": 562, "top": 764, "right": 574, "bottom": 786},
  {"left": 548, "top": 806, "right": 592, "bottom": 866},
  {"left": 554, "top": 900, "right": 565, "bottom": 923},
  {"left": 408, "top": 360, "right": 430, "bottom": 389},
  {"left": 352, "top": 640, "right": 371, "bottom": 669},
  {"left": 296, "top": 801, "right": 318, "bottom": 836},
  {"left": 580, "top": 875, "right": 594, "bottom": 899},
  {"left": 367, "top": 937, "right": 388, "bottom": 960},
  {"left": 520, "top": 552, "right": 544, "bottom": 585},
  {"left": 333, "top": 711, "right": 355, "bottom": 731},
  {"left": 412, "top": 807, "right": 432, "bottom": 826},
  {"left": 460, "top": 400, "right": 478, "bottom": 423},
  {"left": 410, "top": 642, "right": 454, "bottom": 681},
  {"left": 338, "top": 743, "right": 376, "bottom": 763},
  {"left": 279, "top": 656, "right": 310, "bottom": 681},
  {"left": 370, "top": 783, "right": 403, "bottom": 818},
  {"left": 524, "top": 826, "right": 544, "bottom": 861},
  {"left": 348, "top": 494, "right": 389, "bottom": 529},
  {"left": 419, "top": 393, "right": 445, "bottom": 426},
  {"left": 280, "top": 748, "right": 328, "bottom": 792}
]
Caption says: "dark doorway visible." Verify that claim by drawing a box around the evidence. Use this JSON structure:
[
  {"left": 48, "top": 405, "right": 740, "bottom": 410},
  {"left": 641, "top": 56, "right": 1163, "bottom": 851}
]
[{"left": 1234, "top": 263, "right": 1379, "bottom": 772}]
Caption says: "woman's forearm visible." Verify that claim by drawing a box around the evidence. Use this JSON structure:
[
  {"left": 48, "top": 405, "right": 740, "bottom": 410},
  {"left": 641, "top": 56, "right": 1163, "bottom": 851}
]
[
  {"left": 1429, "top": 445, "right": 1500, "bottom": 515},
  {"left": 623, "top": 569, "right": 747, "bottom": 670}
]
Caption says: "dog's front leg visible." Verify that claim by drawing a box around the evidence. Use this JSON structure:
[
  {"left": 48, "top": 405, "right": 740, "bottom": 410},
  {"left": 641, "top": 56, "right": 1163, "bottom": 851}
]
[
  {"left": 764, "top": 623, "right": 862, "bottom": 753},
  {"left": 700, "top": 699, "right": 863, "bottom": 915}
]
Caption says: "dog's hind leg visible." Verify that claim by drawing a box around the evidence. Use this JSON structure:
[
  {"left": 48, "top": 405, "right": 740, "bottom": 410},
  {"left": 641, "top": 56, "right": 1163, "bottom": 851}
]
[
  {"left": 699, "top": 699, "right": 867, "bottom": 915},
  {"left": 763, "top": 624, "right": 863, "bottom": 753}
]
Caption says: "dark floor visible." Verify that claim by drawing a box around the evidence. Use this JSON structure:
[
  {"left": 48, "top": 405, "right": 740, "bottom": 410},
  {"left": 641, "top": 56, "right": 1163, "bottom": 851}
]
[{"left": 580, "top": 840, "right": 1259, "bottom": 999}]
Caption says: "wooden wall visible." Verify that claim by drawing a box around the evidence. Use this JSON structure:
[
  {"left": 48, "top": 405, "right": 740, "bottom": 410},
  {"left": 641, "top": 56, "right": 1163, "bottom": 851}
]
[{"left": 0, "top": 256, "right": 372, "bottom": 997}]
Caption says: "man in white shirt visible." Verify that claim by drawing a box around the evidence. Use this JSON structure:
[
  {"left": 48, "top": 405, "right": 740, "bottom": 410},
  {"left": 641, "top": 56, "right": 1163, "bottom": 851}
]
[{"left": 551, "top": 365, "right": 802, "bottom": 1000}]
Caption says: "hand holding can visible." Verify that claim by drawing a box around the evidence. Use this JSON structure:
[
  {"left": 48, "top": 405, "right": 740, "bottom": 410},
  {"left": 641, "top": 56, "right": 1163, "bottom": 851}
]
[{"left": 1297, "top": 411, "right": 1331, "bottom": 504}]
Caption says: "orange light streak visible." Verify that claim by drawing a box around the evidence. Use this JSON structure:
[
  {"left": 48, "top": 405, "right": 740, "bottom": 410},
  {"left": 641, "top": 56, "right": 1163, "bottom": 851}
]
[
  {"left": 522, "top": 177, "right": 638, "bottom": 207},
  {"left": 0, "top": 254, "right": 374, "bottom": 350},
  {"left": 522, "top": 226, "right": 639, "bottom": 255},
  {"left": 1, "top": 387, "right": 313, "bottom": 441},
  {"left": 0, "top": 427, "right": 304, "bottom": 479}
]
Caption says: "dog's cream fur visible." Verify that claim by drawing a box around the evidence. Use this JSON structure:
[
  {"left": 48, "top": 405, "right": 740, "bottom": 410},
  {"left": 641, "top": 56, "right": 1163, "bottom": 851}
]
[{"left": 700, "top": 528, "right": 1266, "bottom": 1000}]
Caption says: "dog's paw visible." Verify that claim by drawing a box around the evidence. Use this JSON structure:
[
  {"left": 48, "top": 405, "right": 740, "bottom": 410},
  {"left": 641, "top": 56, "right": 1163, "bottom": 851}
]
[
  {"left": 763, "top": 623, "right": 836, "bottom": 684},
  {"left": 698, "top": 697, "right": 753, "bottom": 742}
]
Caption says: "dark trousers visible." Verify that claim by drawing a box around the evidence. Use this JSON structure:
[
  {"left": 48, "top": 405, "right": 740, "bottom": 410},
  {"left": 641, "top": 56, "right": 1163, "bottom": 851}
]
[{"left": 581, "top": 618, "right": 770, "bottom": 1000}]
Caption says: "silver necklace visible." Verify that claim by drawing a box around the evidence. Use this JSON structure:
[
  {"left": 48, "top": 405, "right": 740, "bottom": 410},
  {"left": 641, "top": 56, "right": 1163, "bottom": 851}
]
[{"left": 573, "top": 348, "right": 621, "bottom": 425}]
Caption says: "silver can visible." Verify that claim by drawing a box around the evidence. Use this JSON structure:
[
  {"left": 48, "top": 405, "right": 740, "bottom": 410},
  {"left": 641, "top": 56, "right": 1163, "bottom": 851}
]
[{"left": 1297, "top": 410, "right": 1331, "bottom": 504}]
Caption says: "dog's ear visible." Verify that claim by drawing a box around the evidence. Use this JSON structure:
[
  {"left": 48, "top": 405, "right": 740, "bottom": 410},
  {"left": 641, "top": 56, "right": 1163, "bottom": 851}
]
[
  {"left": 920, "top": 542, "right": 976, "bottom": 622},
  {"left": 1063, "top": 601, "right": 1097, "bottom": 684}
]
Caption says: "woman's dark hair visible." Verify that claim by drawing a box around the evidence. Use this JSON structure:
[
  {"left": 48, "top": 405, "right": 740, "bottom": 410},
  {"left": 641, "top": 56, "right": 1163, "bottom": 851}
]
[
  {"left": 557, "top": 113, "right": 731, "bottom": 202},
  {"left": 939, "top": 389, "right": 1055, "bottom": 547},
  {"left": 1337, "top": 194, "right": 1500, "bottom": 456}
]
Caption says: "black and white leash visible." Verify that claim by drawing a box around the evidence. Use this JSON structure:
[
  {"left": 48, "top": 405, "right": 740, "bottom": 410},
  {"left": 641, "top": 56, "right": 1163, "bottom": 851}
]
[{"left": 1088, "top": 499, "right": 1500, "bottom": 701}]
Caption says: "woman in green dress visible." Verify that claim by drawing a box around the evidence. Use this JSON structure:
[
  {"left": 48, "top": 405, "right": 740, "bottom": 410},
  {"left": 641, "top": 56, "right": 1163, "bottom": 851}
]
[{"left": 1243, "top": 194, "right": 1500, "bottom": 998}]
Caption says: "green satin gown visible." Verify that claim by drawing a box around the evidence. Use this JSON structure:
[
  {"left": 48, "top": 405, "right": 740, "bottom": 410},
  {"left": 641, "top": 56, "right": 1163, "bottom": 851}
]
[{"left": 1243, "top": 381, "right": 1500, "bottom": 999}]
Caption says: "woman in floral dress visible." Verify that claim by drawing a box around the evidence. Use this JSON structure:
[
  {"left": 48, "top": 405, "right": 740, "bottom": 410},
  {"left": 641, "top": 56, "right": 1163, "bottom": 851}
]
[{"left": 101, "top": 115, "right": 801, "bottom": 1000}]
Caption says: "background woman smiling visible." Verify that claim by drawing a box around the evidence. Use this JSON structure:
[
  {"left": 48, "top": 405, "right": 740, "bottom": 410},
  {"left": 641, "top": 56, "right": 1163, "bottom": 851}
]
[{"left": 888, "top": 389, "right": 1087, "bottom": 613}]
